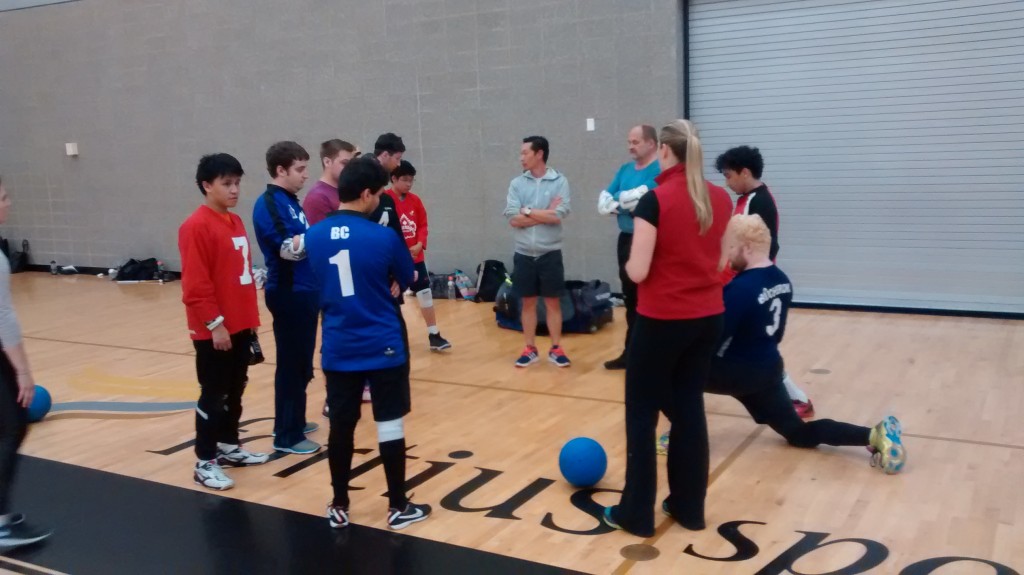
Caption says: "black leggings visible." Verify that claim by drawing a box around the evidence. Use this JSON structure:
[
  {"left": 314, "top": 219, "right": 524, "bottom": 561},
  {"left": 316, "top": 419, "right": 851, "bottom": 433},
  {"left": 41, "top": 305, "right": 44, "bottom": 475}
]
[
  {"left": 617, "top": 233, "right": 637, "bottom": 353},
  {"left": 0, "top": 352, "right": 27, "bottom": 515},
  {"left": 193, "top": 331, "right": 253, "bottom": 461},
  {"left": 613, "top": 313, "right": 723, "bottom": 536},
  {"left": 707, "top": 360, "right": 869, "bottom": 448}
]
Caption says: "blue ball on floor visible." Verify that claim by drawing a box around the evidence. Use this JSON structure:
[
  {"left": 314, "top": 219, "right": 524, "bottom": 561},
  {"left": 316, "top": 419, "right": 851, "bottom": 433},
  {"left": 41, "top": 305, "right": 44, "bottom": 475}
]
[
  {"left": 559, "top": 437, "right": 607, "bottom": 488},
  {"left": 27, "top": 385, "right": 51, "bottom": 423}
]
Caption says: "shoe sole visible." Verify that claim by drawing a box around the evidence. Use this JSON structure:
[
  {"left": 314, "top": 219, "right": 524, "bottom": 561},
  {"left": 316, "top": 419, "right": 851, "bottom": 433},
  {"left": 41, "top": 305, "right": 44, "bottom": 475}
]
[
  {"left": 388, "top": 513, "right": 430, "bottom": 530},
  {"left": 514, "top": 356, "right": 540, "bottom": 368},
  {"left": 430, "top": 343, "right": 452, "bottom": 351},
  {"left": 217, "top": 458, "right": 269, "bottom": 468},
  {"left": 194, "top": 477, "right": 234, "bottom": 491},
  {"left": 0, "top": 532, "right": 52, "bottom": 548},
  {"left": 549, "top": 356, "right": 571, "bottom": 368},
  {"left": 273, "top": 445, "right": 322, "bottom": 455}
]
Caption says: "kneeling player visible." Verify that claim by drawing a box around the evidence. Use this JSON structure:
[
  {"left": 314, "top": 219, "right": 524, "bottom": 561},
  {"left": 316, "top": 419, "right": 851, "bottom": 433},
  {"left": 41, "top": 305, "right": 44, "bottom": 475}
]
[{"left": 661, "top": 215, "right": 905, "bottom": 480}]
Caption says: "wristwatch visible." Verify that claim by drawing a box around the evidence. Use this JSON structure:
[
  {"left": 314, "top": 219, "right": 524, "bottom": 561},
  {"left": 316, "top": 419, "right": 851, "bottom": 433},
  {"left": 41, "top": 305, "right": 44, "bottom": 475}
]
[{"left": 523, "top": 207, "right": 533, "bottom": 216}]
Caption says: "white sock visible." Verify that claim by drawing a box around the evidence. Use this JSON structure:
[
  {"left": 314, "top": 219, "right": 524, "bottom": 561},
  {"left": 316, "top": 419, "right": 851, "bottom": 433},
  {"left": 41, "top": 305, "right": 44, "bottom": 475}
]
[
  {"left": 427, "top": 325, "right": 439, "bottom": 335},
  {"left": 783, "top": 372, "right": 809, "bottom": 402}
]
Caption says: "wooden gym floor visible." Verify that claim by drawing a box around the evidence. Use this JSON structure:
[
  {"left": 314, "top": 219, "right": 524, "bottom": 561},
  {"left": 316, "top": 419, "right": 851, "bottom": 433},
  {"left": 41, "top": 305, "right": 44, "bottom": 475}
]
[{"left": 4, "top": 272, "right": 1023, "bottom": 574}]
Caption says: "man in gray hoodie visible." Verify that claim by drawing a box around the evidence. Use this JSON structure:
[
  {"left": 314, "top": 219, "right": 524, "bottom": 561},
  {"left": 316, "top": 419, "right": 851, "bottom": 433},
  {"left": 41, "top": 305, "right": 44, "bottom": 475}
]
[{"left": 503, "top": 136, "right": 572, "bottom": 368}]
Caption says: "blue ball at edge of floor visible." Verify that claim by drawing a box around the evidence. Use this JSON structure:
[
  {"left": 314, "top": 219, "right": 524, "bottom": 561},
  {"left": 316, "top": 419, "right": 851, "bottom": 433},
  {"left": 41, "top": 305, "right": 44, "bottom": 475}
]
[
  {"left": 559, "top": 437, "right": 607, "bottom": 488},
  {"left": 28, "top": 385, "right": 52, "bottom": 423}
]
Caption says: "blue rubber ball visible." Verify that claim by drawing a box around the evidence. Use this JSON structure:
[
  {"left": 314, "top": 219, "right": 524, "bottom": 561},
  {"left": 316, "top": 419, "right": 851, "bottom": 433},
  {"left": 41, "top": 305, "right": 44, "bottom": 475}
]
[
  {"left": 27, "top": 385, "right": 51, "bottom": 423},
  {"left": 559, "top": 437, "right": 607, "bottom": 488}
]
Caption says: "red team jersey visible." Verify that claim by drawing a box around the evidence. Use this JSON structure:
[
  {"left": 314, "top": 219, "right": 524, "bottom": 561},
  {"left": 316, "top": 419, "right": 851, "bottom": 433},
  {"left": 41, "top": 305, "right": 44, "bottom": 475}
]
[
  {"left": 178, "top": 205, "right": 260, "bottom": 340},
  {"left": 384, "top": 189, "right": 429, "bottom": 264}
]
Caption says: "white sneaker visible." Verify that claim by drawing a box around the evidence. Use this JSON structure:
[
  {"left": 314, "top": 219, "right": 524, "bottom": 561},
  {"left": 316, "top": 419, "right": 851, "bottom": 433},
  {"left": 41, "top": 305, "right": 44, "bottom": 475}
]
[
  {"left": 194, "top": 460, "right": 234, "bottom": 491},
  {"left": 217, "top": 443, "right": 270, "bottom": 467}
]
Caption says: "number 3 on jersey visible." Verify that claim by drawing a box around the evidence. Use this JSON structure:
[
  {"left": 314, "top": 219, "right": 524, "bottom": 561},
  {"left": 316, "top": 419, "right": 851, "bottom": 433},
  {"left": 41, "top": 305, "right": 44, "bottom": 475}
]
[
  {"left": 766, "top": 298, "right": 782, "bottom": 336},
  {"left": 232, "top": 236, "right": 253, "bottom": 285},
  {"left": 329, "top": 250, "right": 355, "bottom": 297}
]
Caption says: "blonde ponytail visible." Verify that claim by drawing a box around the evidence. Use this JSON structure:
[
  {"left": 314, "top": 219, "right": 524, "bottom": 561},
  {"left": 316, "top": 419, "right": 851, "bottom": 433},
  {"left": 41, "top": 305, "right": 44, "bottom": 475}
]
[{"left": 660, "top": 120, "right": 713, "bottom": 234}]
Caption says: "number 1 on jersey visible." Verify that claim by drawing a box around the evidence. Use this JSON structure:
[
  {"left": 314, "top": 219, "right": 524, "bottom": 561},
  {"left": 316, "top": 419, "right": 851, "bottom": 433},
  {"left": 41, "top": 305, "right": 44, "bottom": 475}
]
[{"left": 329, "top": 250, "right": 355, "bottom": 297}]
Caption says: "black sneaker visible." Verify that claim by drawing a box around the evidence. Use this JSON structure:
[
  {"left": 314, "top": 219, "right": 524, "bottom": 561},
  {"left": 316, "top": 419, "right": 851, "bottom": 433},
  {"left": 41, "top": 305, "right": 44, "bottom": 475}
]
[
  {"left": 327, "top": 504, "right": 350, "bottom": 529},
  {"left": 603, "top": 352, "right": 627, "bottom": 370},
  {"left": 428, "top": 333, "right": 451, "bottom": 351},
  {"left": 387, "top": 501, "right": 432, "bottom": 530},
  {"left": 0, "top": 521, "right": 52, "bottom": 550}
]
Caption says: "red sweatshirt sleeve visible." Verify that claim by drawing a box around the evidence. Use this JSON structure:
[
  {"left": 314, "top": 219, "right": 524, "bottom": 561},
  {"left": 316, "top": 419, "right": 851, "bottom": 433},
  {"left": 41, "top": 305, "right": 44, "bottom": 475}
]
[
  {"left": 178, "top": 221, "right": 221, "bottom": 328},
  {"left": 415, "top": 195, "right": 428, "bottom": 251}
]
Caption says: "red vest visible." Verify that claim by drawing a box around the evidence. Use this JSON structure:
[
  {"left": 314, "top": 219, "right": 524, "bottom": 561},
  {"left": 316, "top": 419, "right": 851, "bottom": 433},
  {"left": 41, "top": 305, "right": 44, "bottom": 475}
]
[{"left": 637, "top": 164, "right": 733, "bottom": 320}]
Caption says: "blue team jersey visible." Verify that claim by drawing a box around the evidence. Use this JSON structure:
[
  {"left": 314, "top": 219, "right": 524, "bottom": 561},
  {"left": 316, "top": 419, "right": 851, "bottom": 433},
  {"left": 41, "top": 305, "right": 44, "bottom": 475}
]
[
  {"left": 305, "top": 210, "right": 415, "bottom": 372},
  {"left": 716, "top": 266, "right": 793, "bottom": 365},
  {"left": 252, "top": 185, "right": 317, "bottom": 292},
  {"left": 607, "top": 160, "right": 660, "bottom": 234}
]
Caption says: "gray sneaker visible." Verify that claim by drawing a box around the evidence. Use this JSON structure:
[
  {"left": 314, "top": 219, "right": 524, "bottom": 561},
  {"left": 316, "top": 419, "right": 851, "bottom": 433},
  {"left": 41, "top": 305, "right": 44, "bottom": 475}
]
[{"left": 274, "top": 439, "right": 321, "bottom": 455}]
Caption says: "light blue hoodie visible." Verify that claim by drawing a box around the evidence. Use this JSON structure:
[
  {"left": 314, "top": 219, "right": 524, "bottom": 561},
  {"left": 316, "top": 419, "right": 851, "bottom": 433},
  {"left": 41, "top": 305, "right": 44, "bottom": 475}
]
[{"left": 503, "top": 167, "right": 571, "bottom": 257}]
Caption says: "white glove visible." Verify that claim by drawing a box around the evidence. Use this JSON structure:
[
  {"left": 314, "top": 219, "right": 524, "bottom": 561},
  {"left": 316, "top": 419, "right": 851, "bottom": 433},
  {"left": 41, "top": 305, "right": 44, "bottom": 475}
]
[
  {"left": 597, "top": 190, "right": 619, "bottom": 215},
  {"left": 618, "top": 185, "right": 649, "bottom": 212},
  {"left": 278, "top": 234, "right": 306, "bottom": 261},
  {"left": 253, "top": 268, "right": 268, "bottom": 289}
]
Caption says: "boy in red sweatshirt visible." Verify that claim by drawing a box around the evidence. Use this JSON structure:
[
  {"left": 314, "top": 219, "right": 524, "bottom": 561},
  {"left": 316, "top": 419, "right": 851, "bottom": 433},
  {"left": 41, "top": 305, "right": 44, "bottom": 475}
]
[
  {"left": 178, "top": 153, "right": 269, "bottom": 491},
  {"left": 385, "top": 160, "right": 451, "bottom": 351}
]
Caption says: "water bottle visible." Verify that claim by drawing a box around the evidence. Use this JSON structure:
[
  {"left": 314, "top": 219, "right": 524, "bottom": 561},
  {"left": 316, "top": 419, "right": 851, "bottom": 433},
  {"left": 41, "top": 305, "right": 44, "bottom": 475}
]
[
  {"left": 447, "top": 276, "right": 456, "bottom": 300},
  {"left": 49, "top": 261, "right": 58, "bottom": 275},
  {"left": 155, "top": 260, "right": 165, "bottom": 280}
]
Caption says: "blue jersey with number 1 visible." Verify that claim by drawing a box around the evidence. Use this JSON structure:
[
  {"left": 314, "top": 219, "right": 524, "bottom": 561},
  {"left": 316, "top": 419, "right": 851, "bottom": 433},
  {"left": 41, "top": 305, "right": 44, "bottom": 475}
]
[
  {"left": 306, "top": 210, "right": 415, "bottom": 372},
  {"left": 715, "top": 265, "right": 793, "bottom": 365}
]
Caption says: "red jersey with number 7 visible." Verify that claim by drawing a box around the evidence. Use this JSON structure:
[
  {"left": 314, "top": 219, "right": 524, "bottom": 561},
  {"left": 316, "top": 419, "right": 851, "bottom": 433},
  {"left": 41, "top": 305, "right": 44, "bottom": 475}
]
[{"left": 178, "top": 205, "right": 261, "bottom": 340}]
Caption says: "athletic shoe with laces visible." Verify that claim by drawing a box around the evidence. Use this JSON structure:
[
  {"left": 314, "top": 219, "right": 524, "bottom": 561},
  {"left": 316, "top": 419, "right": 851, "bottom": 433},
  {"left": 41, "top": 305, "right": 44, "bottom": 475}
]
[
  {"left": 428, "top": 333, "right": 452, "bottom": 351},
  {"left": 515, "top": 345, "right": 539, "bottom": 367},
  {"left": 794, "top": 399, "right": 815, "bottom": 419},
  {"left": 217, "top": 444, "right": 270, "bottom": 467},
  {"left": 327, "top": 504, "right": 350, "bottom": 529},
  {"left": 194, "top": 460, "right": 234, "bottom": 491},
  {"left": 868, "top": 415, "right": 906, "bottom": 475},
  {"left": 548, "top": 346, "right": 571, "bottom": 367},
  {"left": 387, "top": 501, "right": 432, "bottom": 530}
]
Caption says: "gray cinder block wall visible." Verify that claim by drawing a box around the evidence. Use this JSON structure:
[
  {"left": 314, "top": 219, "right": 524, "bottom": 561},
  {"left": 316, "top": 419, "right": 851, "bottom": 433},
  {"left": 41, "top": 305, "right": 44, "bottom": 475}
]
[{"left": 0, "top": 0, "right": 682, "bottom": 285}]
